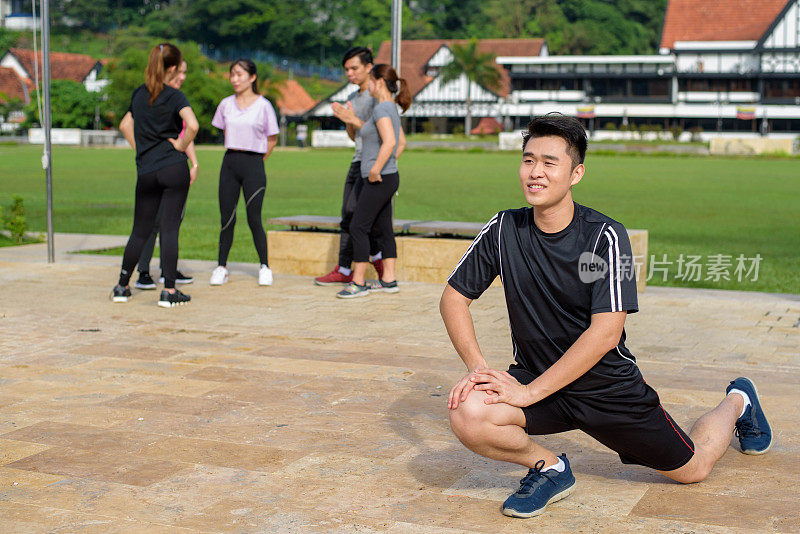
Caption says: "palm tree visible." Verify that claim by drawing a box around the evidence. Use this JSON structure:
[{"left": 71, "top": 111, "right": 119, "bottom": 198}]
[{"left": 438, "top": 40, "right": 501, "bottom": 136}]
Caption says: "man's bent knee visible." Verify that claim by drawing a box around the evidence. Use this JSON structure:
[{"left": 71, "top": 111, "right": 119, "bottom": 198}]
[
  {"left": 659, "top": 453, "right": 712, "bottom": 484},
  {"left": 449, "top": 390, "right": 525, "bottom": 442}
]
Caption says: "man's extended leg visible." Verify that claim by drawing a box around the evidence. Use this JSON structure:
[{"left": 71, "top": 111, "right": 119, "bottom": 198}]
[
  {"left": 659, "top": 393, "right": 741, "bottom": 483},
  {"left": 660, "top": 377, "right": 771, "bottom": 483}
]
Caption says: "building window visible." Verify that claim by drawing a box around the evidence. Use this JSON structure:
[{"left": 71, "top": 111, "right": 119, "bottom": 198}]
[
  {"left": 511, "top": 78, "right": 579, "bottom": 91},
  {"left": 764, "top": 79, "right": 800, "bottom": 98},
  {"left": 679, "top": 79, "right": 756, "bottom": 92},
  {"left": 589, "top": 78, "right": 669, "bottom": 99}
]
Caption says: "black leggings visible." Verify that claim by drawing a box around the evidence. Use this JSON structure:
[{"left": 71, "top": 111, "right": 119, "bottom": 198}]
[
  {"left": 218, "top": 150, "right": 268, "bottom": 266},
  {"left": 137, "top": 201, "right": 186, "bottom": 273},
  {"left": 339, "top": 160, "right": 380, "bottom": 267},
  {"left": 350, "top": 173, "right": 399, "bottom": 263},
  {"left": 119, "top": 161, "right": 190, "bottom": 289}
]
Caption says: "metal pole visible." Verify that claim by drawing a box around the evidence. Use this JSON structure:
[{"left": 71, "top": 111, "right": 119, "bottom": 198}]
[
  {"left": 42, "top": 0, "right": 54, "bottom": 263},
  {"left": 390, "top": 0, "right": 402, "bottom": 74}
]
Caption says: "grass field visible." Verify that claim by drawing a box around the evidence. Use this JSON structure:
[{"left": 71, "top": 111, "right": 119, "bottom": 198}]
[{"left": 1, "top": 144, "right": 798, "bottom": 294}]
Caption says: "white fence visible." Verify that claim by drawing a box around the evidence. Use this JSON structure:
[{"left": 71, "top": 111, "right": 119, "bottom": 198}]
[
  {"left": 311, "top": 130, "right": 354, "bottom": 148},
  {"left": 27, "top": 128, "right": 122, "bottom": 146}
]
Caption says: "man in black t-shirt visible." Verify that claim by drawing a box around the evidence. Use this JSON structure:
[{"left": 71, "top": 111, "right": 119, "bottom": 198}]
[{"left": 441, "top": 114, "right": 772, "bottom": 519}]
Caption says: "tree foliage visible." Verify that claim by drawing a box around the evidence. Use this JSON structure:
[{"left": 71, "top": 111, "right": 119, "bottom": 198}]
[
  {"left": 44, "top": 0, "right": 669, "bottom": 66},
  {"left": 0, "top": 28, "right": 21, "bottom": 52},
  {"left": 24, "top": 79, "right": 101, "bottom": 129}
]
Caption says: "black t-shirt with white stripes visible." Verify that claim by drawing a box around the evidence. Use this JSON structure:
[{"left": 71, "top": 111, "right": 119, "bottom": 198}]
[{"left": 448, "top": 203, "right": 642, "bottom": 396}]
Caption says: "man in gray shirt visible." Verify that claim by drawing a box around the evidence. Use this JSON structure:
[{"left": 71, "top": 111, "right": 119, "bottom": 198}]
[{"left": 314, "top": 47, "right": 383, "bottom": 286}]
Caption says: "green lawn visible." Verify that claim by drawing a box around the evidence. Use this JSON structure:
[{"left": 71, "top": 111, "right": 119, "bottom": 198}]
[
  {"left": 0, "top": 234, "right": 42, "bottom": 247},
  {"left": 1, "top": 144, "right": 798, "bottom": 294}
]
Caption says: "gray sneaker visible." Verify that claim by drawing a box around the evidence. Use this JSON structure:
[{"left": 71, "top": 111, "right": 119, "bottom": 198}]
[
  {"left": 336, "top": 282, "right": 370, "bottom": 299},
  {"left": 368, "top": 279, "right": 399, "bottom": 293}
]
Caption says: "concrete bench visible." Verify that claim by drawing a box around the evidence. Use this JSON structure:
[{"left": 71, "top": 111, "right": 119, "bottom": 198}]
[
  {"left": 266, "top": 215, "right": 648, "bottom": 291},
  {"left": 267, "top": 215, "right": 487, "bottom": 237}
]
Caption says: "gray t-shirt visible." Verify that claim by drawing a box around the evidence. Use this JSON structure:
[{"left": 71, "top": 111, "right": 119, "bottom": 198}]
[
  {"left": 347, "top": 88, "right": 376, "bottom": 162},
  {"left": 359, "top": 101, "right": 401, "bottom": 178}
]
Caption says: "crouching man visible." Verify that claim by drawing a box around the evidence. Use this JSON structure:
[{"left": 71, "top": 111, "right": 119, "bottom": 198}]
[{"left": 440, "top": 113, "right": 772, "bottom": 518}]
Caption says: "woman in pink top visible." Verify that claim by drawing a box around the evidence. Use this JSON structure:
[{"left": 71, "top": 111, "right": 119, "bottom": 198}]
[{"left": 210, "top": 59, "right": 279, "bottom": 287}]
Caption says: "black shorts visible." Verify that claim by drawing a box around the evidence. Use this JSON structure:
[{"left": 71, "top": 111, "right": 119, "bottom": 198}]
[{"left": 508, "top": 367, "right": 695, "bottom": 472}]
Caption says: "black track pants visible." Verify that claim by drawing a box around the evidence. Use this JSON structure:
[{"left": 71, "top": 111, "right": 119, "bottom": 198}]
[
  {"left": 338, "top": 161, "right": 380, "bottom": 268},
  {"left": 119, "top": 161, "right": 189, "bottom": 289},
  {"left": 217, "top": 150, "right": 268, "bottom": 266},
  {"left": 350, "top": 173, "right": 398, "bottom": 263}
]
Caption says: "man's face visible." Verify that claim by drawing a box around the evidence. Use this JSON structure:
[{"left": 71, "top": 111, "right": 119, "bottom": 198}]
[
  {"left": 519, "top": 135, "right": 584, "bottom": 208},
  {"left": 344, "top": 56, "right": 372, "bottom": 86}
]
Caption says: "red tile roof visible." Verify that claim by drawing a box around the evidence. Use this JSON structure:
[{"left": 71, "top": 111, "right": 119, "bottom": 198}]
[
  {"left": 374, "top": 39, "right": 545, "bottom": 98},
  {"left": 660, "top": 0, "right": 789, "bottom": 49},
  {"left": 0, "top": 66, "right": 32, "bottom": 104},
  {"left": 276, "top": 79, "right": 318, "bottom": 116},
  {"left": 7, "top": 48, "right": 100, "bottom": 83}
]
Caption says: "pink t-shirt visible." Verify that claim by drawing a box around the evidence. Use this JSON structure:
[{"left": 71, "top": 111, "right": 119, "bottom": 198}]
[{"left": 212, "top": 95, "right": 280, "bottom": 154}]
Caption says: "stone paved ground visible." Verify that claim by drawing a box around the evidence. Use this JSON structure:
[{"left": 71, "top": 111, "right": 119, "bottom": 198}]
[{"left": 0, "top": 235, "right": 798, "bottom": 532}]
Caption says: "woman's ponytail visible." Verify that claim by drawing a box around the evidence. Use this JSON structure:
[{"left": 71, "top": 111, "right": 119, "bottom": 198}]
[
  {"left": 145, "top": 43, "right": 182, "bottom": 105},
  {"left": 395, "top": 77, "right": 411, "bottom": 113},
  {"left": 371, "top": 64, "right": 412, "bottom": 113}
]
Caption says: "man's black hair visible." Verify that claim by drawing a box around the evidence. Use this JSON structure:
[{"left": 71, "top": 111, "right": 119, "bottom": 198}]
[
  {"left": 342, "top": 47, "right": 373, "bottom": 67},
  {"left": 522, "top": 113, "right": 588, "bottom": 167}
]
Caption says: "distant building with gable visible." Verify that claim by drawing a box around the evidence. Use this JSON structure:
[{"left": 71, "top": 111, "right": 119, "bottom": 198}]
[
  {"left": 499, "top": 0, "right": 800, "bottom": 134},
  {"left": 0, "top": 48, "right": 108, "bottom": 93},
  {"left": 311, "top": 1, "right": 800, "bottom": 135}
]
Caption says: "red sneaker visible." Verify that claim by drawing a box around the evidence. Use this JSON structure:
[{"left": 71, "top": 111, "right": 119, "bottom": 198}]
[
  {"left": 371, "top": 258, "right": 384, "bottom": 279},
  {"left": 314, "top": 267, "right": 353, "bottom": 286}
]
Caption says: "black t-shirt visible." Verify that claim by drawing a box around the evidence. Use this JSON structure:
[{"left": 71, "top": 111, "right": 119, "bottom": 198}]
[
  {"left": 128, "top": 84, "right": 190, "bottom": 175},
  {"left": 448, "top": 203, "right": 641, "bottom": 396}
]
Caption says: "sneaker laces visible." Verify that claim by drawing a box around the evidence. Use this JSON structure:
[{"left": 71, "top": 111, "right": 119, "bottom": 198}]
[
  {"left": 514, "top": 459, "right": 557, "bottom": 496},
  {"left": 734, "top": 406, "right": 761, "bottom": 438}
]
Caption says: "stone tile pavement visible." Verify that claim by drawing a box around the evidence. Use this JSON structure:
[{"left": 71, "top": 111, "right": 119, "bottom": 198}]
[{"left": 0, "top": 235, "right": 798, "bottom": 532}]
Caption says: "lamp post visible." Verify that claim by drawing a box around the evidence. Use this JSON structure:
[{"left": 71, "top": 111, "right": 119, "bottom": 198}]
[
  {"left": 42, "top": 0, "right": 54, "bottom": 263},
  {"left": 390, "top": 0, "right": 401, "bottom": 74}
]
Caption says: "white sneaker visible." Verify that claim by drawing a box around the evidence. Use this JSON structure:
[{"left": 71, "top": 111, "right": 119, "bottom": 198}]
[
  {"left": 259, "top": 265, "right": 273, "bottom": 286},
  {"left": 210, "top": 266, "right": 228, "bottom": 285}
]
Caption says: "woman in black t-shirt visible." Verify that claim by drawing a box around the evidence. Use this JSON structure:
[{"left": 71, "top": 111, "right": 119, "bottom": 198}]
[{"left": 112, "top": 42, "right": 199, "bottom": 308}]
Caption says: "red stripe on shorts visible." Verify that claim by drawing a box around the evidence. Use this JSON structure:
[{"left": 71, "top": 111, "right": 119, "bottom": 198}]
[{"left": 660, "top": 405, "right": 695, "bottom": 453}]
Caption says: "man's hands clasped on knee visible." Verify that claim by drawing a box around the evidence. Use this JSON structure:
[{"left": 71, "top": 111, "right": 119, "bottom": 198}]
[
  {"left": 471, "top": 369, "right": 534, "bottom": 408},
  {"left": 449, "top": 368, "right": 516, "bottom": 410},
  {"left": 448, "top": 370, "right": 483, "bottom": 410}
]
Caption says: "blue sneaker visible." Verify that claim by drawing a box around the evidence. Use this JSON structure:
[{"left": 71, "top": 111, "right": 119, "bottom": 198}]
[
  {"left": 726, "top": 377, "right": 773, "bottom": 455},
  {"left": 502, "top": 454, "right": 575, "bottom": 518}
]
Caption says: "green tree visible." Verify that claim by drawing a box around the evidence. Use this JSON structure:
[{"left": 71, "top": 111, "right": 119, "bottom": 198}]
[
  {"left": 178, "top": 0, "right": 277, "bottom": 49},
  {"left": 24, "top": 79, "right": 100, "bottom": 129},
  {"left": 2, "top": 196, "right": 27, "bottom": 245},
  {"left": 438, "top": 40, "right": 501, "bottom": 136},
  {"left": 1, "top": 27, "right": 21, "bottom": 52},
  {"left": 475, "top": 0, "right": 667, "bottom": 55}
]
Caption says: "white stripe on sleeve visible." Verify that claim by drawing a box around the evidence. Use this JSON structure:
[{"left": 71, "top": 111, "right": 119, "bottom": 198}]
[
  {"left": 607, "top": 226, "right": 623, "bottom": 311},
  {"left": 604, "top": 230, "right": 617, "bottom": 312}
]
